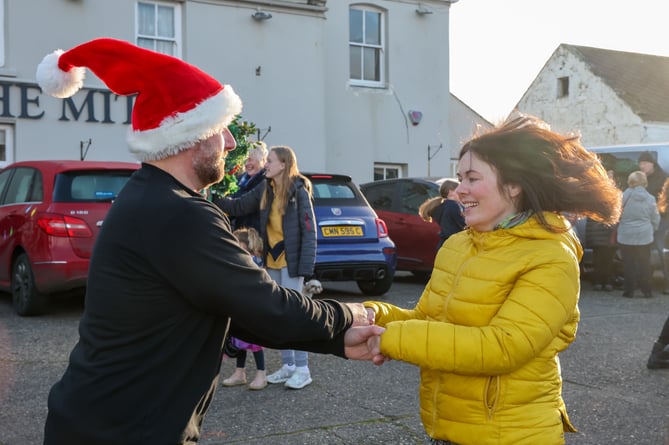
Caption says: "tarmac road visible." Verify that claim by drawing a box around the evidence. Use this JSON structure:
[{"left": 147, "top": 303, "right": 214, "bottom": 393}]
[{"left": 0, "top": 272, "right": 668, "bottom": 445}]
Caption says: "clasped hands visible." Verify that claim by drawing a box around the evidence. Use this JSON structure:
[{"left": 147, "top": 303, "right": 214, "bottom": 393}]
[{"left": 343, "top": 303, "right": 388, "bottom": 365}]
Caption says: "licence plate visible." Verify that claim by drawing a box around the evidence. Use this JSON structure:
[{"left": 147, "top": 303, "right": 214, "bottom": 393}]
[{"left": 321, "top": 226, "right": 363, "bottom": 237}]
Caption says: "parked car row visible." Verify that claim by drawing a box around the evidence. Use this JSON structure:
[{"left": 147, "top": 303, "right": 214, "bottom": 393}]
[{"left": 0, "top": 158, "right": 448, "bottom": 316}]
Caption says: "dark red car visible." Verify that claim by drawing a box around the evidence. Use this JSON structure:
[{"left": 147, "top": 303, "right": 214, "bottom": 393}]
[
  {"left": 0, "top": 160, "right": 139, "bottom": 315},
  {"left": 360, "top": 177, "right": 447, "bottom": 280}
]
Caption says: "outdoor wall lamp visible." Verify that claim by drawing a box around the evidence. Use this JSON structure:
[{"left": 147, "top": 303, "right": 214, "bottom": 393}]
[
  {"left": 415, "top": 5, "right": 433, "bottom": 15},
  {"left": 252, "top": 11, "right": 272, "bottom": 21}
]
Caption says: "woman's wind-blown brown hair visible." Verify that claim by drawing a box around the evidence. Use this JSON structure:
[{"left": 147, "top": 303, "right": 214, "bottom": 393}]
[{"left": 459, "top": 114, "right": 621, "bottom": 231}]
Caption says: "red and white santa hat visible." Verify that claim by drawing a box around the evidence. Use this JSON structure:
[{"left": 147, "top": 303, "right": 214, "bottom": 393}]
[{"left": 35, "top": 37, "right": 242, "bottom": 161}]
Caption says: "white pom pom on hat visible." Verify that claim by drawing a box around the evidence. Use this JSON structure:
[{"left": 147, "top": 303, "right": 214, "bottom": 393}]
[{"left": 35, "top": 37, "right": 243, "bottom": 162}]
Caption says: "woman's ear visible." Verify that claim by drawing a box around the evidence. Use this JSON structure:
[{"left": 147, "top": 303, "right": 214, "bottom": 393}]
[{"left": 506, "top": 183, "right": 522, "bottom": 199}]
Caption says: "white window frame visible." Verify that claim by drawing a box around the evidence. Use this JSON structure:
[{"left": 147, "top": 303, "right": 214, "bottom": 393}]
[
  {"left": 136, "top": 1, "right": 182, "bottom": 58},
  {"left": 374, "top": 163, "right": 403, "bottom": 180},
  {"left": 0, "top": 124, "right": 15, "bottom": 168},
  {"left": 349, "top": 5, "right": 386, "bottom": 88}
]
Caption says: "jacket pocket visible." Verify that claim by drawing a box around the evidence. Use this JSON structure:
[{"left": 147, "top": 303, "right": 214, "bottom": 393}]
[{"left": 483, "top": 375, "right": 500, "bottom": 420}]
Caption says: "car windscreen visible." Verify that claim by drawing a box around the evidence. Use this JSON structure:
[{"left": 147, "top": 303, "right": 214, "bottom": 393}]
[{"left": 53, "top": 170, "right": 135, "bottom": 203}]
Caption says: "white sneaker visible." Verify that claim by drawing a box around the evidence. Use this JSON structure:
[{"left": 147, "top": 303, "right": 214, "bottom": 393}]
[
  {"left": 284, "top": 368, "right": 312, "bottom": 389},
  {"left": 266, "top": 365, "right": 295, "bottom": 384}
]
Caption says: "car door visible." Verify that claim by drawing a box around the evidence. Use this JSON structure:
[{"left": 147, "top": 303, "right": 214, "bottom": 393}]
[
  {"left": 360, "top": 180, "right": 400, "bottom": 241},
  {"left": 394, "top": 180, "right": 441, "bottom": 271},
  {"left": 0, "top": 167, "right": 38, "bottom": 285}
]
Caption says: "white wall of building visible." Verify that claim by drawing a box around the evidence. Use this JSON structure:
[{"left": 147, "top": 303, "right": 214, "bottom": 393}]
[
  {"left": 1, "top": 0, "right": 473, "bottom": 185},
  {"left": 517, "top": 46, "right": 669, "bottom": 147},
  {"left": 323, "top": 1, "right": 454, "bottom": 182}
]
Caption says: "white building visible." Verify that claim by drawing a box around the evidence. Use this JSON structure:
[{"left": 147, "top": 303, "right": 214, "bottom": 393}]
[
  {"left": 516, "top": 44, "right": 669, "bottom": 147},
  {"left": 0, "top": 0, "right": 488, "bottom": 184}
]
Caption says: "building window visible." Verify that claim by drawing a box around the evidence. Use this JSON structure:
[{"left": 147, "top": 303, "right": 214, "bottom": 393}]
[
  {"left": 349, "top": 5, "right": 385, "bottom": 86},
  {"left": 0, "top": 125, "right": 15, "bottom": 168},
  {"left": 557, "top": 76, "right": 569, "bottom": 98},
  {"left": 136, "top": 1, "right": 181, "bottom": 57},
  {"left": 374, "top": 163, "right": 403, "bottom": 180}
]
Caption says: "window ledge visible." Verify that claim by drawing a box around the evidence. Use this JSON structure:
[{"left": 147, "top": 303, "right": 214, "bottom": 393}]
[
  {"left": 349, "top": 81, "right": 387, "bottom": 90},
  {"left": 0, "top": 68, "right": 17, "bottom": 78},
  {"left": 207, "top": 0, "right": 327, "bottom": 14}
]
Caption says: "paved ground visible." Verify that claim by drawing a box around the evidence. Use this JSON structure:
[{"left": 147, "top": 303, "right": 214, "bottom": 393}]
[{"left": 0, "top": 272, "right": 668, "bottom": 444}]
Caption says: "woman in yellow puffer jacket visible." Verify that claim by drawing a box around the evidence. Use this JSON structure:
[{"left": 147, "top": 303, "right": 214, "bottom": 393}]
[{"left": 364, "top": 115, "right": 621, "bottom": 445}]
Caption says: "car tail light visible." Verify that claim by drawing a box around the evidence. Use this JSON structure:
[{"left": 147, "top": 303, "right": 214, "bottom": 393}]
[
  {"left": 376, "top": 218, "right": 389, "bottom": 238},
  {"left": 37, "top": 215, "right": 93, "bottom": 238}
]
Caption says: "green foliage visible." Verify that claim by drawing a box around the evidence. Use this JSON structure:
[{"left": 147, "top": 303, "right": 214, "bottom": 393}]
[{"left": 210, "top": 116, "right": 258, "bottom": 197}]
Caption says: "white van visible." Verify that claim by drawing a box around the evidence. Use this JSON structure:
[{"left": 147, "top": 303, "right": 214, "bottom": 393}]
[{"left": 588, "top": 142, "right": 669, "bottom": 186}]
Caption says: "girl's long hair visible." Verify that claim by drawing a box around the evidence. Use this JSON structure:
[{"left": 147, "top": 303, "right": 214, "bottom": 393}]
[
  {"left": 418, "top": 178, "right": 459, "bottom": 222},
  {"left": 261, "top": 146, "right": 312, "bottom": 214}
]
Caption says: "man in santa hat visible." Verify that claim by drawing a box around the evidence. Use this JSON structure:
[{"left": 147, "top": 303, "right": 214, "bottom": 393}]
[{"left": 36, "top": 38, "right": 384, "bottom": 445}]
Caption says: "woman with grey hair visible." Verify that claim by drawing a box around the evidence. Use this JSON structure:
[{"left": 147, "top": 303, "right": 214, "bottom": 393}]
[
  {"left": 229, "top": 141, "right": 268, "bottom": 231},
  {"left": 617, "top": 170, "right": 660, "bottom": 298}
]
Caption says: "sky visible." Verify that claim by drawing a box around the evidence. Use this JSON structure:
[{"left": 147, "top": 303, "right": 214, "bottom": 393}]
[{"left": 449, "top": 0, "right": 669, "bottom": 124}]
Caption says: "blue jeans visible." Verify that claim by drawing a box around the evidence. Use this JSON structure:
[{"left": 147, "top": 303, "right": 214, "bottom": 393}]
[{"left": 267, "top": 268, "right": 308, "bottom": 368}]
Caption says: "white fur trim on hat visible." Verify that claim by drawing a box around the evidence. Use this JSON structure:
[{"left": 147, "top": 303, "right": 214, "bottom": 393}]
[
  {"left": 127, "top": 85, "right": 243, "bottom": 162},
  {"left": 35, "top": 50, "right": 86, "bottom": 99}
]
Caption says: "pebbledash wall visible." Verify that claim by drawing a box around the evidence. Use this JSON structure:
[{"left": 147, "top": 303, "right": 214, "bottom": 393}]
[
  {"left": 516, "top": 45, "right": 669, "bottom": 147},
  {"left": 1, "top": 0, "right": 470, "bottom": 184}
]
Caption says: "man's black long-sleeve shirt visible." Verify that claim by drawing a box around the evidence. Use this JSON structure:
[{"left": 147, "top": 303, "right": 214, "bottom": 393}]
[{"left": 44, "top": 164, "right": 354, "bottom": 445}]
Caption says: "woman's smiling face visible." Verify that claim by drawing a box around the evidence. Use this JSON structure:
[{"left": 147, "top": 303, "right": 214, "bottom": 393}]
[{"left": 456, "top": 151, "right": 520, "bottom": 232}]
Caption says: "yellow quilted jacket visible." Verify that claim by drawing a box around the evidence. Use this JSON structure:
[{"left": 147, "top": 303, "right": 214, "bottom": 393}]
[{"left": 365, "top": 212, "right": 581, "bottom": 445}]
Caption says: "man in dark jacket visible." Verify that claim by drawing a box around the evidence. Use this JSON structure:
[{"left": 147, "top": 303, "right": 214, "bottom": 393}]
[
  {"left": 638, "top": 151, "right": 668, "bottom": 199},
  {"left": 36, "top": 38, "right": 383, "bottom": 445}
]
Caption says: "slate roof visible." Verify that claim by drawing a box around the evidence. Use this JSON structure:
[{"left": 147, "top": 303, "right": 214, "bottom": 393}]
[{"left": 564, "top": 44, "right": 669, "bottom": 123}]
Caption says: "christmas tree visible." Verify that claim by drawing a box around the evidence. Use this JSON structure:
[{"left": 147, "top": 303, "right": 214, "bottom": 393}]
[{"left": 210, "top": 116, "right": 258, "bottom": 197}]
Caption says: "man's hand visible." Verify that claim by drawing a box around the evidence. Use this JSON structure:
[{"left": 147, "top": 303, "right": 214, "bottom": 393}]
[{"left": 344, "top": 325, "right": 387, "bottom": 365}]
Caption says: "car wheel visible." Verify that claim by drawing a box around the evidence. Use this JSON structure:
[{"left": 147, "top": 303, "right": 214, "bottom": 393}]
[
  {"left": 11, "top": 253, "right": 45, "bottom": 316},
  {"left": 357, "top": 274, "right": 394, "bottom": 296}
]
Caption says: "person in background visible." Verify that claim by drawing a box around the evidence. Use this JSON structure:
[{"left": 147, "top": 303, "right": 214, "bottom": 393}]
[
  {"left": 228, "top": 142, "right": 268, "bottom": 232},
  {"left": 363, "top": 114, "right": 621, "bottom": 445},
  {"left": 585, "top": 165, "right": 619, "bottom": 291},
  {"left": 617, "top": 170, "right": 660, "bottom": 298},
  {"left": 639, "top": 151, "right": 669, "bottom": 291},
  {"left": 418, "top": 178, "right": 466, "bottom": 251},
  {"left": 222, "top": 227, "right": 268, "bottom": 390},
  {"left": 638, "top": 151, "right": 667, "bottom": 199},
  {"left": 215, "top": 146, "right": 318, "bottom": 390},
  {"left": 585, "top": 218, "right": 618, "bottom": 291},
  {"left": 655, "top": 177, "right": 669, "bottom": 295},
  {"left": 646, "top": 315, "right": 669, "bottom": 369},
  {"left": 37, "top": 38, "right": 383, "bottom": 445}
]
